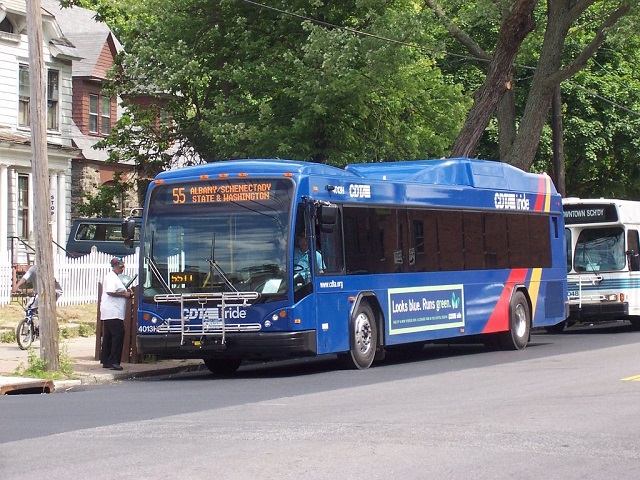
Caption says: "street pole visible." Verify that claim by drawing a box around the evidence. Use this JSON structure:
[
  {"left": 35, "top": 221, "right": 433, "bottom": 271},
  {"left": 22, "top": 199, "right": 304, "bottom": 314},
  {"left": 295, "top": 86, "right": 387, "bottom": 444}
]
[{"left": 26, "top": 0, "right": 60, "bottom": 370}]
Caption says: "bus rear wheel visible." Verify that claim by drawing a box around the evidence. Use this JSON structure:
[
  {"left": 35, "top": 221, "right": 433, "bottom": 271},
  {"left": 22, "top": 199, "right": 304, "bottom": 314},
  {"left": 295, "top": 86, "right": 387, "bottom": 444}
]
[
  {"left": 203, "top": 358, "right": 242, "bottom": 377},
  {"left": 501, "top": 291, "right": 530, "bottom": 350},
  {"left": 340, "top": 303, "right": 377, "bottom": 370}
]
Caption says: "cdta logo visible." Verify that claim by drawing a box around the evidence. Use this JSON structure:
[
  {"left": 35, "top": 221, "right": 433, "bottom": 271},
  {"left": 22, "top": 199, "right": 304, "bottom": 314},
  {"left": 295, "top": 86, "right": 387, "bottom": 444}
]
[
  {"left": 494, "top": 192, "right": 530, "bottom": 211},
  {"left": 349, "top": 184, "right": 371, "bottom": 199}
]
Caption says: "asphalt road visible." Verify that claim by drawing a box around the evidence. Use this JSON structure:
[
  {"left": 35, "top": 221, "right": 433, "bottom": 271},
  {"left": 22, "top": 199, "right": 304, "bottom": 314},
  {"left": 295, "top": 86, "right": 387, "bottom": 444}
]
[{"left": 1, "top": 321, "right": 640, "bottom": 479}]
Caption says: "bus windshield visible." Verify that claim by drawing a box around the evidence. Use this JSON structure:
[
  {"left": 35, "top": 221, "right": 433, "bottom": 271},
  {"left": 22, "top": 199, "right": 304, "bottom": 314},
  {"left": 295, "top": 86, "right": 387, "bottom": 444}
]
[
  {"left": 573, "top": 227, "right": 625, "bottom": 272},
  {"left": 141, "top": 178, "right": 294, "bottom": 298}
]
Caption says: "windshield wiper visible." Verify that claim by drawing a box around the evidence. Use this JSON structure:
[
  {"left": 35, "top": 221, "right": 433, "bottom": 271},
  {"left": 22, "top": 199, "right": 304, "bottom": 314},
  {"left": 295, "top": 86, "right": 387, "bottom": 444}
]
[
  {"left": 207, "top": 233, "right": 238, "bottom": 292},
  {"left": 148, "top": 231, "right": 174, "bottom": 294}
]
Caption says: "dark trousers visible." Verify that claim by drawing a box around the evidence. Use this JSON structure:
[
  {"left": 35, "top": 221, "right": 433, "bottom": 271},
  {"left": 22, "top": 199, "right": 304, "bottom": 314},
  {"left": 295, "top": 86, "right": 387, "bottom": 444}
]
[{"left": 101, "top": 318, "right": 125, "bottom": 366}]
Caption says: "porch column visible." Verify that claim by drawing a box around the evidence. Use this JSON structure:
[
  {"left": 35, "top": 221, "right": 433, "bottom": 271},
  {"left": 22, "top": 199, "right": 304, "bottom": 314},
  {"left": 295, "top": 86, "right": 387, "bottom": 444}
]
[
  {"left": 57, "top": 170, "right": 66, "bottom": 250},
  {"left": 0, "top": 164, "right": 7, "bottom": 256}
]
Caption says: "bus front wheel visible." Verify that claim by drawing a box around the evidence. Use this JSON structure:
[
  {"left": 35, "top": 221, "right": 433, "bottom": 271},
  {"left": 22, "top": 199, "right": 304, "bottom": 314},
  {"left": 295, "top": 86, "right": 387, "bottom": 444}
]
[
  {"left": 203, "top": 358, "right": 242, "bottom": 377},
  {"left": 501, "top": 291, "right": 530, "bottom": 350},
  {"left": 340, "top": 303, "right": 377, "bottom": 370}
]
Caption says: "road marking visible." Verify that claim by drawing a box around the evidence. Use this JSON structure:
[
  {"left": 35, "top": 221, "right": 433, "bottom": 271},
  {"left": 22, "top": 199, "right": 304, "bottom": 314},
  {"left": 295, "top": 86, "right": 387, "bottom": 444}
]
[{"left": 621, "top": 374, "right": 640, "bottom": 382}]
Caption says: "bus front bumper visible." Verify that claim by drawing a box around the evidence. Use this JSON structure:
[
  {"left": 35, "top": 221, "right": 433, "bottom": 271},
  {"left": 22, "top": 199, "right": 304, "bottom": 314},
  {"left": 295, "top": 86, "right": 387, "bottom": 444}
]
[
  {"left": 568, "top": 302, "right": 629, "bottom": 322},
  {"left": 137, "top": 330, "right": 317, "bottom": 360}
]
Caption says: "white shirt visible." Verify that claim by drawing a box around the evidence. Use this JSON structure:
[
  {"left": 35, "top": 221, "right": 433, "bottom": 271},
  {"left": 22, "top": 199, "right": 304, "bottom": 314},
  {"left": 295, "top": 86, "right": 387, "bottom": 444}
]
[{"left": 100, "top": 269, "right": 128, "bottom": 320}]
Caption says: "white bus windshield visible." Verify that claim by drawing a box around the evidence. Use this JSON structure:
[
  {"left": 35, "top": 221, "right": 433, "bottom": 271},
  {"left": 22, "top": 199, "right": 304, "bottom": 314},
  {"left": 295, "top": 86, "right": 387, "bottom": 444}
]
[
  {"left": 142, "top": 178, "right": 294, "bottom": 297},
  {"left": 573, "top": 227, "right": 625, "bottom": 272}
]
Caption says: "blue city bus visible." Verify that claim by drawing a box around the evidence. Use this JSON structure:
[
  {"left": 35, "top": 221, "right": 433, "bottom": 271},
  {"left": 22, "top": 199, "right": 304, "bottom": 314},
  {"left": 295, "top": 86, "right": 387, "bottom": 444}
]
[{"left": 126, "top": 158, "right": 568, "bottom": 374}]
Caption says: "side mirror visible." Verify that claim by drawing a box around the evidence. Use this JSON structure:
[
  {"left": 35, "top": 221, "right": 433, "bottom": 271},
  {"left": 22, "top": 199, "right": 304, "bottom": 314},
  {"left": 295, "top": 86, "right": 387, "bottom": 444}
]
[
  {"left": 319, "top": 203, "right": 337, "bottom": 225},
  {"left": 318, "top": 204, "right": 338, "bottom": 234},
  {"left": 124, "top": 238, "right": 134, "bottom": 249},
  {"left": 122, "top": 218, "right": 136, "bottom": 241},
  {"left": 627, "top": 250, "right": 640, "bottom": 271}
]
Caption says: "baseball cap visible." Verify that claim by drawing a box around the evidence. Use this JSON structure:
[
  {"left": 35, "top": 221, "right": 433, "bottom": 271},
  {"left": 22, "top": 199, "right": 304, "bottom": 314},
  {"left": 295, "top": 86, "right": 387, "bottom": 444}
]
[{"left": 110, "top": 257, "right": 124, "bottom": 268}]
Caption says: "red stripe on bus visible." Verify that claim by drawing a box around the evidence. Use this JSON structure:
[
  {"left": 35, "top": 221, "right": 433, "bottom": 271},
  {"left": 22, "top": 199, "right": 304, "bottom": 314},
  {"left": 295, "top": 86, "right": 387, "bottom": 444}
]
[
  {"left": 482, "top": 269, "right": 528, "bottom": 333},
  {"left": 533, "top": 177, "right": 546, "bottom": 212}
]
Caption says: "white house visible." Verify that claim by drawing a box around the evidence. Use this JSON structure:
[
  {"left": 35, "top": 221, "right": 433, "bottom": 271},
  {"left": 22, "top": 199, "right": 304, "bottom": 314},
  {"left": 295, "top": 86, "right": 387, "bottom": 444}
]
[{"left": 0, "top": 0, "right": 80, "bottom": 264}]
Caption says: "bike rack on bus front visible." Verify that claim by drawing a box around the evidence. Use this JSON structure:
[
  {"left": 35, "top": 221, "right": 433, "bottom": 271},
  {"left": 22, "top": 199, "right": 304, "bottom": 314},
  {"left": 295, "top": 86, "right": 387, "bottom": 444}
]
[{"left": 153, "top": 292, "right": 260, "bottom": 347}]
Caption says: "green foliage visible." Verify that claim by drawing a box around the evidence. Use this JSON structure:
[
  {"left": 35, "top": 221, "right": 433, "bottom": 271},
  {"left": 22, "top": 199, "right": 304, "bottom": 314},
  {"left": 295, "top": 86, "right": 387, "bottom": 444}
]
[
  {"left": 77, "top": 322, "right": 95, "bottom": 337},
  {"left": 0, "top": 329, "right": 15, "bottom": 343},
  {"left": 99, "top": 0, "right": 468, "bottom": 168},
  {"left": 76, "top": 180, "right": 129, "bottom": 218},
  {"left": 14, "top": 345, "right": 74, "bottom": 379}
]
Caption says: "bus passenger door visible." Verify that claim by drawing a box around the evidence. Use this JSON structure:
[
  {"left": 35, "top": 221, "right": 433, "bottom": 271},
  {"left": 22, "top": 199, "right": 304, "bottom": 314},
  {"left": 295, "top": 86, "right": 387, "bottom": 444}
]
[{"left": 315, "top": 206, "right": 349, "bottom": 354}]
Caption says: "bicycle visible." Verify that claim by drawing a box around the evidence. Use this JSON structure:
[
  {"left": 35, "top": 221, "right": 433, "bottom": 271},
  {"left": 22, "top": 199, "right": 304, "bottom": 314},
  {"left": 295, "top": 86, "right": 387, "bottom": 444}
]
[{"left": 14, "top": 295, "right": 39, "bottom": 350}]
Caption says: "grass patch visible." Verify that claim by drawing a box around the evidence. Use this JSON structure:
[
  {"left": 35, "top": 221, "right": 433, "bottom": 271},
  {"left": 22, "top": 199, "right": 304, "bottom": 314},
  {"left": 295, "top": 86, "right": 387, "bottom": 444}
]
[
  {"left": 14, "top": 343, "right": 75, "bottom": 380},
  {"left": 1, "top": 329, "right": 16, "bottom": 343},
  {"left": 0, "top": 303, "right": 97, "bottom": 343}
]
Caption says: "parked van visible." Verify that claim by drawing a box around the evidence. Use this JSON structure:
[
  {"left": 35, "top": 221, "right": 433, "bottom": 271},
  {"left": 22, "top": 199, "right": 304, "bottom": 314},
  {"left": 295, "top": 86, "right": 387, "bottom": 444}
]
[{"left": 66, "top": 218, "right": 141, "bottom": 257}]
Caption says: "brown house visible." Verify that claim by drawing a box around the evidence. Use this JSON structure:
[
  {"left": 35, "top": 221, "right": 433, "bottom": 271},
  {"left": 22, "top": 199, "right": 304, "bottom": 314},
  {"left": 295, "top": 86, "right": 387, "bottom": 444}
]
[{"left": 41, "top": 0, "right": 138, "bottom": 219}]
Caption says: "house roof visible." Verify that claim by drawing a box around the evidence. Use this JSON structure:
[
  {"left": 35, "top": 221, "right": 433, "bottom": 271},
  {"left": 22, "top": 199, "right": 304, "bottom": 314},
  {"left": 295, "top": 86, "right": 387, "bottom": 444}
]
[
  {"left": 0, "top": 0, "right": 52, "bottom": 17},
  {"left": 0, "top": 127, "right": 78, "bottom": 153},
  {"left": 40, "top": 0, "right": 122, "bottom": 77}
]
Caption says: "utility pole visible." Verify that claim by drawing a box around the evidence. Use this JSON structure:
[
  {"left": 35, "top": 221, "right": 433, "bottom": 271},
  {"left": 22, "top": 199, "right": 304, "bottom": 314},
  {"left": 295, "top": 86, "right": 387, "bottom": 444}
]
[{"left": 26, "top": 0, "right": 60, "bottom": 370}]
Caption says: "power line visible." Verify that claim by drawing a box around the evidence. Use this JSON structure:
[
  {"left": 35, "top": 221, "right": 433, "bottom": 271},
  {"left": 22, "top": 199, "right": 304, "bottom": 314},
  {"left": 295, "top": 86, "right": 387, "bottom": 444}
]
[{"left": 238, "top": 0, "right": 640, "bottom": 118}]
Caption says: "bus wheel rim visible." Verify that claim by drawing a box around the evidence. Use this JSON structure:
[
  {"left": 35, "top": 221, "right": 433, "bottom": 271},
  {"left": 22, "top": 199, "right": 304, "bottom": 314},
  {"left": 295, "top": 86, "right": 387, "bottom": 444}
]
[
  {"left": 514, "top": 303, "right": 527, "bottom": 338},
  {"left": 355, "top": 313, "right": 372, "bottom": 354}
]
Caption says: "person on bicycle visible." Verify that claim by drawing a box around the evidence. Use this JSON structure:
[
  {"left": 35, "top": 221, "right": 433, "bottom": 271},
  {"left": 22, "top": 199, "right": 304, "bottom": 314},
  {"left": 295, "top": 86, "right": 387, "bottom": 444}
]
[{"left": 13, "top": 264, "right": 63, "bottom": 312}]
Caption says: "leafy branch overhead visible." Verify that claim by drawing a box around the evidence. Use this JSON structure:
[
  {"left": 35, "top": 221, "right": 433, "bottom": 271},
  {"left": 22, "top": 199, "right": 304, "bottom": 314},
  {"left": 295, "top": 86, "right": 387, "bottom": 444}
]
[{"left": 78, "top": 0, "right": 640, "bottom": 199}]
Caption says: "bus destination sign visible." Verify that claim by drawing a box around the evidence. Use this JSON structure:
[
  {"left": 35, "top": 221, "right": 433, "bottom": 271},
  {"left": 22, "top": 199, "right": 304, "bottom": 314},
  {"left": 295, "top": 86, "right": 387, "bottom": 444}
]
[
  {"left": 563, "top": 204, "right": 618, "bottom": 225},
  {"left": 171, "top": 181, "right": 273, "bottom": 205}
]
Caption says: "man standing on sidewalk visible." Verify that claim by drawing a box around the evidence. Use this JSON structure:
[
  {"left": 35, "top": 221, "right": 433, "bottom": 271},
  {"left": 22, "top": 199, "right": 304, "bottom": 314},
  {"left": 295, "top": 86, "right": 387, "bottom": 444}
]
[{"left": 100, "top": 257, "right": 133, "bottom": 371}]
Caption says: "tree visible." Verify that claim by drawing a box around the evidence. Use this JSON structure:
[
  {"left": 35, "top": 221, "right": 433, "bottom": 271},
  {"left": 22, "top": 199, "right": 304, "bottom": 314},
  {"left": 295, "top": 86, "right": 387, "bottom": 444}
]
[
  {"left": 88, "top": 0, "right": 469, "bottom": 172},
  {"left": 426, "top": 0, "right": 635, "bottom": 172}
]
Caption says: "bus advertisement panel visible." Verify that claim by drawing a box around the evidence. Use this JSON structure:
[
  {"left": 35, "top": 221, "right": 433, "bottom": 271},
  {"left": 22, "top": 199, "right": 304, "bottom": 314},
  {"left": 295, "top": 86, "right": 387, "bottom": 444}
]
[
  {"left": 129, "top": 158, "right": 568, "bottom": 374},
  {"left": 561, "top": 198, "right": 640, "bottom": 332}
]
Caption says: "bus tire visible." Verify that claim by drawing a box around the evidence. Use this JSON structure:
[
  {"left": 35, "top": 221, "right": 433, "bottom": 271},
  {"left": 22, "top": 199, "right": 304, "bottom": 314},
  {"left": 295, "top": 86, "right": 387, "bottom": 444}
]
[
  {"left": 629, "top": 317, "right": 640, "bottom": 331},
  {"left": 16, "top": 318, "right": 34, "bottom": 350},
  {"left": 203, "top": 358, "right": 242, "bottom": 377},
  {"left": 501, "top": 291, "right": 530, "bottom": 350},
  {"left": 340, "top": 303, "right": 377, "bottom": 370}
]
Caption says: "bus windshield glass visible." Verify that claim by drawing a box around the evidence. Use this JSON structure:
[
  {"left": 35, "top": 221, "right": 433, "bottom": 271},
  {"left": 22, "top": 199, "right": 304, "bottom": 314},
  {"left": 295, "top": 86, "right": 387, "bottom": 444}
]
[
  {"left": 573, "top": 227, "right": 625, "bottom": 272},
  {"left": 142, "top": 178, "right": 294, "bottom": 297}
]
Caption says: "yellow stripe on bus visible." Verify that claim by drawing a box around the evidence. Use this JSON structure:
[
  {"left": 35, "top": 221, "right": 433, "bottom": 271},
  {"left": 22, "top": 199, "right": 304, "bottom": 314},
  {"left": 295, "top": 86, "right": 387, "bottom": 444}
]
[
  {"left": 544, "top": 176, "right": 551, "bottom": 213},
  {"left": 528, "top": 268, "right": 542, "bottom": 318}
]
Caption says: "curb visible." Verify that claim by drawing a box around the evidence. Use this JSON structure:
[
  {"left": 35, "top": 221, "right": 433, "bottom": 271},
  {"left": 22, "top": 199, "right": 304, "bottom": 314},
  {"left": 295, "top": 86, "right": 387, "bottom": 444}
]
[{"left": 3, "top": 362, "right": 207, "bottom": 394}]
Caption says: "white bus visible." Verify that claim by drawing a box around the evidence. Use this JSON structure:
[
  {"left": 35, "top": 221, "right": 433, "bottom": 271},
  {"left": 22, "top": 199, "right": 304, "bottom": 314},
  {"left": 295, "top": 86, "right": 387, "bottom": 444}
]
[{"left": 557, "top": 198, "right": 640, "bottom": 332}]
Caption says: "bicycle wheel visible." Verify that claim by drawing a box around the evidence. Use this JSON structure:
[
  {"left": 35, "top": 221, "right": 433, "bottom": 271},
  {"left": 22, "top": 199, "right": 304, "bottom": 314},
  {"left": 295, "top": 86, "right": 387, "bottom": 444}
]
[{"left": 16, "top": 318, "right": 34, "bottom": 350}]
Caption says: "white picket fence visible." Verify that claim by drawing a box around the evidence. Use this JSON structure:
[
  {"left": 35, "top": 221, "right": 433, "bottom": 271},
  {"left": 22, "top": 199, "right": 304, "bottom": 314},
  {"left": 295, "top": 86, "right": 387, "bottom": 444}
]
[{"left": 0, "top": 250, "right": 139, "bottom": 307}]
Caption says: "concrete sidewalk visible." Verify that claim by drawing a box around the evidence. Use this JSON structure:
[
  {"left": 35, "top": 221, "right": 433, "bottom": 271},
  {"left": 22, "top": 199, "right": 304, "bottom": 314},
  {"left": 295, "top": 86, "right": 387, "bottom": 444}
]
[{"left": 0, "top": 335, "right": 205, "bottom": 393}]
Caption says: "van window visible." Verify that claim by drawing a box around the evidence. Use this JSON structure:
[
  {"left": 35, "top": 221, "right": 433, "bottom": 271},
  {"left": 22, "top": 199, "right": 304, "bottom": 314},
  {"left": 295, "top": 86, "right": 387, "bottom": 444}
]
[{"left": 66, "top": 218, "right": 141, "bottom": 257}]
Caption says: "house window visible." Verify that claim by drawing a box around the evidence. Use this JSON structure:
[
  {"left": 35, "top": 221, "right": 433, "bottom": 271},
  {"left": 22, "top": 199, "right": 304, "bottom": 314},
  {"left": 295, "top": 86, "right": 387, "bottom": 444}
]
[
  {"left": 89, "top": 94, "right": 111, "bottom": 135},
  {"left": 1, "top": 17, "right": 14, "bottom": 33},
  {"left": 17, "top": 175, "right": 29, "bottom": 239},
  {"left": 47, "top": 70, "right": 59, "bottom": 130},
  {"left": 89, "top": 94, "right": 98, "bottom": 133},
  {"left": 18, "top": 65, "right": 30, "bottom": 127},
  {"left": 18, "top": 66, "right": 60, "bottom": 131},
  {"left": 101, "top": 96, "right": 111, "bottom": 134}
]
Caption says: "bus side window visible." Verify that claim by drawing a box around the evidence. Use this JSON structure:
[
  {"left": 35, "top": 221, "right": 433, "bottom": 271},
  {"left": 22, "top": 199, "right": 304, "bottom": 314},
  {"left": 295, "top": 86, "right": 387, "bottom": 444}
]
[{"left": 627, "top": 230, "right": 640, "bottom": 271}]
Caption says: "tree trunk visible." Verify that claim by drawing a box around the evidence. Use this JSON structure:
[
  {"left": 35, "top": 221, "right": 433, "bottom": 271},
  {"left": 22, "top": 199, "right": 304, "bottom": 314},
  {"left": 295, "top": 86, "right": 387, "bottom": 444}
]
[
  {"left": 504, "top": 0, "right": 570, "bottom": 172},
  {"left": 450, "top": 0, "right": 537, "bottom": 158},
  {"left": 26, "top": 0, "right": 60, "bottom": 371}
]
